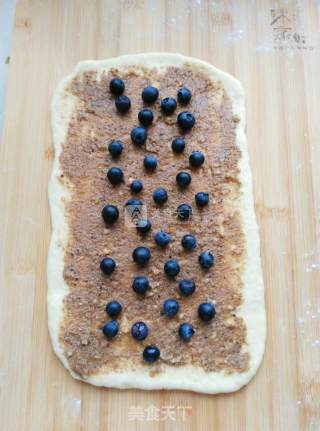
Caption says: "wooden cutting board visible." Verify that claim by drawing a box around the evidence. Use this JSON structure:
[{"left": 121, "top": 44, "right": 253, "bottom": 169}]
[{"left": 0, "top": 1, "right": 319, "bottom": 430}]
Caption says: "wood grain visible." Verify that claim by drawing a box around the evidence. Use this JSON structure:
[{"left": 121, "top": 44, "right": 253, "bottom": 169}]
[{"left": 0, "top": 1, "right": 319, "bottom": 430}]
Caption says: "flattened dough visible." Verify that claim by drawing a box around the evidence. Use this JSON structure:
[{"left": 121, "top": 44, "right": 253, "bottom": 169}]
[{"left": 48, "top": 53, "right": 266, "bottom": 394}]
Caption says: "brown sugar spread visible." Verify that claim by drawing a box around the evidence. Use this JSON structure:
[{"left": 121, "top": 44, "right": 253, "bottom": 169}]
[{"left": 59, "top": 65, "right": 249, "bottom": 378}]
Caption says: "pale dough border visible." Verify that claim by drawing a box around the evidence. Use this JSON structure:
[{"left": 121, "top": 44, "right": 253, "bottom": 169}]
[{"left": 48, "top": 53, "right": 266, "bottom": 394}]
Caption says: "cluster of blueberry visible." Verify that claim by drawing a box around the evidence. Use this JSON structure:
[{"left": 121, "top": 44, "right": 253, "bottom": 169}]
[
  {"left": 100, "top": 78, "right": 216, "bottom": 363},
  {"left": 105, "top": 164, "right": 209, "bottom": 221},
  {"left": 110, "top": 77, "right": 195, "bottom": 130}
]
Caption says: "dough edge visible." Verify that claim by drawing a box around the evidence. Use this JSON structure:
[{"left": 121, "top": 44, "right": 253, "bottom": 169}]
[{"left": 48, "top": 52, "right": 266, "bottom": 394}]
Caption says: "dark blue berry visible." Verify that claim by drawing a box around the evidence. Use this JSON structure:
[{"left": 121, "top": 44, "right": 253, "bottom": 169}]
[
  {"left": 136, "top": 218, "right": 152, "bottom": 233},
  {"left": 125, "top": 198, "right": 143, "bottom": 207},
  {"left": 163, "top": 299, "right": 180, "bottom": 316},
  {"left": 102, "top": 320, "right": 119, "bottom": 338},
  {"left": 143, "top": 345, "right": 160, "bottom": 362},
  {"left": 178, "top": 111, "right": 195, "bottom": 130},
  {"left": 107, "top": 167, "right": 124, "bottom": 185},
  {"left": 108, "top": 140, "right": 124, "bottom": 157},
  {"left": 177, "top": 204, "right": 192, "bottom": 220},
  {"left": 109, "top": 78, "right": 125, "bottom": 95},
  {"left": 189, "top": 151, "right": 205, "bottom": 168},
  {"left": 100, "top": 257, "right": 116, "bottom": 275},
  {"left": 178, "top": 323, "right": 194, "bottom": 341},
  {"left": 178, "top": 279, "right": 196, "bottom": 296},
  {"left": 132, "top": 246, "right": 151, "bottom": 266},
  {"left": 181, "top": 234, "right": 197, "bottom": 250},
  {"left": 131, "top": 321, "right": 149, "bottom": 340},
  {"left": 132, "top": 276, "right": 150, "bottom": 294},
  {"left": 176, "top": 171, "right": 192, "bottom": 187},
  {"left": 153, "top": 187, "right": 168, "bottom": 204},
  {"left": 138, "top": 108, "right": 154, "bottom": 126},
  {"left": 115, "top": 95, "right": 131, "bottom": 113},
  {"left": 199, "top": 251, "right": 214, "bottom": 269},
  {"left": 164, "top": 259, "right": 180, "bottom": 277},
  {"left": 171, "top": 137, "right": 186, "bottom": 153},
  {"left": 161, "top": 97, "right": 177, "bottom": 115},
  {"left": 144, "top": 155, "right": 158, "bottom": 171},
  {"left": 154, "top": 230, "right": 171, "bottom": 247},
  {"left": 101, "top": 205, "right": 119, "bottom": 224},
  {"left": 195, "top": 192, "right": 209, "bottom": 207},
  {"left": 198, "top": 302, "right": 216, "bottom": 321},
  {"left": 142, "top": 86, "right": 159, "bottom": 103},
  {"left": 131, "top": 127, "right": 147, "bottom": 146},
  {"left": 177, "top": 87, "right": 192, "bottom": 104},
  {"left": 130, "top": 180, "right": 143, "bottom": 193},
  {"left": 106, "top": 300, "right": 122, "bottom": 317}
]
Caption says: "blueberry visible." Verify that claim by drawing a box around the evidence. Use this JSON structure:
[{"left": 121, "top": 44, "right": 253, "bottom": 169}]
[
  {"left": 144, "top": 155, "right": 158, "bottom": 171},
  {"left": 108, "top": 140, "right": 124, "bottom": 157},
  {"left": 102, "top": 320, "right": 119, "bottom": 338},
  {"left": 163, "top": 299, "right": 180, "bottom": 316},
  {"left": 142, "top": 86, "right": 159, "bottom": 103},
  {"left": 177, "top": 87, "right": 192, "bottom": 104},
  {"left": 106, "top": 300, "right": 122, "bottom": 317},
  {"left": 171, "top": 137, "right": 186, "bottom": 153},
  {"left": 161, "top": 97, "right": 177, "bottom": 115},
  {"left": 178, "top": 323, "right": 194, "bottom": 341},
  {"left": 181, "top": 234, "right": 197, "bottom": 250},
  {"left": 195, "top": 192, "right": 209, "bottom": 207},
  {"left": 107, "top": 167, "right": 124, "bottom": 185},
  {"left": 177, "top": 204, "right": 192, "bottom": 220},
  {"left": 138, "top": 108, "right": 154, "bottom": 127},
  {"left": 115, "top": 95, "right": 131, "bottom": 113},
  {"left": 178, "top": 111, "right": 195, "bottom": 130},
  {"left": 130, "top": 180, "right": 143, "bottom": 193},
  {"left": 154, "top": 230, "right": 171, "bottom": 247},
  {"left": 164, "top": 259, "right": 180, "bottom": 277},
  {"left": 100, "top": 257, "right": 116, "bottom": 275},
  {"left": 131, "top": 127, "right": 147, "bottom": 146},
  {"left": 178, "top": 279, "right": 196, "bottom": 296},
  {"left": 101, "top": 205, "right": 119, "bottom": 224},
  {"left": 199, "top": 251, "right": 214, "bottom": 269},
  {"left": 131, "top": 321, "right": 149, "bottom": 340},
  {"left": 136, "top": 218, "right": 152, "bottom": 233},
  {"left": 109, "top": 78, "right": 125, "bottom": 95},
  {"left": 153, "top": 187, "right": 168, "bottom": 205},
  {"left": 132, "top": 246, "right": 151, "bottom": 266},
  {"left": 132, "top": 276, "right": 150, "bottom": 294},
  {"left": 176, "top": 171, "right": 192, "bottom": 187},
  {"left": 125, "top": 198, "right": 143, "bottom": 207},
  {"left": 198, "top": 302, "right": 216, "bottom": 321},
  {"left": 143, "top": 345, "right": 160, "bottom": 362},
  {"left": 189, "top": 150, "right": 205, "bottom": 168}
]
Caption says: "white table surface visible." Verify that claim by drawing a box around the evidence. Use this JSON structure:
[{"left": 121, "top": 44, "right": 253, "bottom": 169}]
[{"left": 0, "top": 0, "right": 16, "bottom": 140}]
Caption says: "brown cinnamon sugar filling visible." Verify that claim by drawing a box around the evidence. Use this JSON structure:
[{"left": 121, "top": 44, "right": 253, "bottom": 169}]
[{"left": 59, "top": 65, "right": 248, "bottom": 378}]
